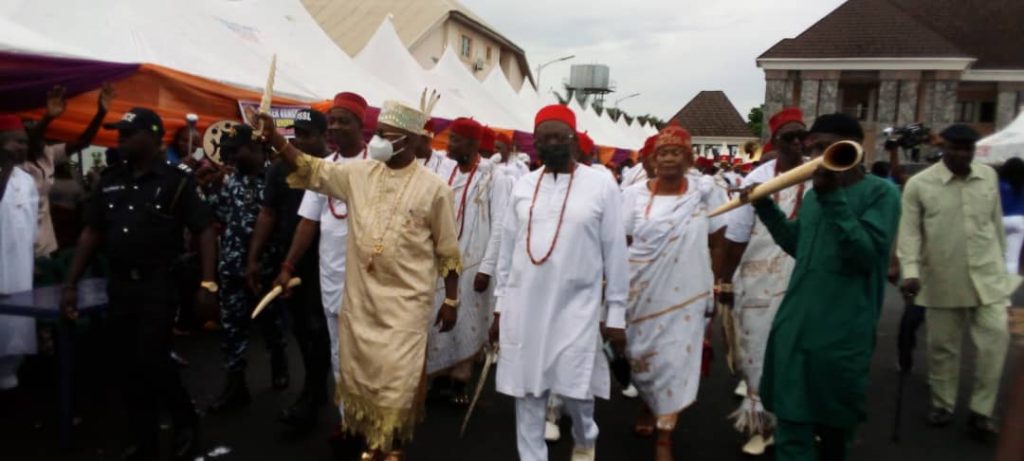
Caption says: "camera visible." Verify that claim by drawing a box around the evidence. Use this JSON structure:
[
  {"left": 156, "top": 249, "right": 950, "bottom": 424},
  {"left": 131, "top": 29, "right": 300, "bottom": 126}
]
[{"left": 883, "top": 123, "right": 931, "bottom": 150}]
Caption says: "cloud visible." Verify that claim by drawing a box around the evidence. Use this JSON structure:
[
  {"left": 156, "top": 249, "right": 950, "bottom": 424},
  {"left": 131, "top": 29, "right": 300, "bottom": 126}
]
[{"left": 462, "top": 0, "right": 845, "bottom": 121}]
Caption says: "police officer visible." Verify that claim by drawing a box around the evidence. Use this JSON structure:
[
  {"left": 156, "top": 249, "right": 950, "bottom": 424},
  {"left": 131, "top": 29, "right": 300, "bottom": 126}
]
[{"left": 61, "top": 107, "right": 217, "bottom": 461}]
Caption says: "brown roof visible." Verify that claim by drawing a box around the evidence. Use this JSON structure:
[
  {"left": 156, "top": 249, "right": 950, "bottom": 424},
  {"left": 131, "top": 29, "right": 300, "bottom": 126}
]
[
  {"left": 759, "top": 0, "right": 969, "bottom": 62},
  {"left": 670, "top": 91, "right": 753, "bottom": 138},
  {"left": 888, "top": 0, "right": 1024, "bottom": 69}
]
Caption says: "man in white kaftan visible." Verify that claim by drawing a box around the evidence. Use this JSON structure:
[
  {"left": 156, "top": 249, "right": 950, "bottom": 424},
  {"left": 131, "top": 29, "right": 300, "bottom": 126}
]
[
  {"left": 427, "top": 118, "right": 513, "bottom": 391},
  {"left": 296, "top": 151, "right": 361, "bottom": 392},
  {"left": 723, "top": 107, "right": 809, "bottom": 455},
  {"left": 423, "top": 149, "right": 457, "bottom": 179},
  {"left": 0, "top": 121, "right": 39, "bottom": 390},
  {"left": 494, "top": 105, "right": 629, "bottom": 461}
]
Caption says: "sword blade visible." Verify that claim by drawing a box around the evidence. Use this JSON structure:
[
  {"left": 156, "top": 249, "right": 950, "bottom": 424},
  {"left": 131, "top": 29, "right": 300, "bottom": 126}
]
[{"left": 460, "top": 346, "right": 496, "bottom": 437}]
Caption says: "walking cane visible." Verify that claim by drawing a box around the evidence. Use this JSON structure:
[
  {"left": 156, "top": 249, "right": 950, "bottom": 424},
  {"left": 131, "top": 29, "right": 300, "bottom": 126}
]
[{"left": 892, "top": 303, "right": 924, "bottom": 443}]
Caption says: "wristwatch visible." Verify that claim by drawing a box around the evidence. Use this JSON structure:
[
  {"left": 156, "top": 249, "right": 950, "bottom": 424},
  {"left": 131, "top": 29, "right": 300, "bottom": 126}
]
[
  {"left": 442, "top": 298, "right": 460, "bottom": 309},
  {"left": 200, "top": 281, "right": 219, "bottom": 293}
]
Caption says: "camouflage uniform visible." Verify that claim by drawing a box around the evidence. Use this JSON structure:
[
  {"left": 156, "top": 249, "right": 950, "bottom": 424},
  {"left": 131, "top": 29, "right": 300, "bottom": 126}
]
[{"left": 207, "top": 172, "right": 286, "bottom": 372}]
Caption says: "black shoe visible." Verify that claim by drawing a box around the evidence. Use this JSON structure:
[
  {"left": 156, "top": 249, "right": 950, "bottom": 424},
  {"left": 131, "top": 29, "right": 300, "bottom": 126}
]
[
  {"left": 927, "top": 407, "right": 953, "bottom": 427},
  {"left": 112, "top": 444, "right": 155, "bottom": 461},
  {"left": 171, "top": 418, "right": 199, "bottom": 460},
  {"left": 329, "top": 426, "right": 366, "bottom": 461},
  {"left": 271, "top": 351, "right": 289, "bottom": 390},
  {"left": 278, "top": 394, "right": 319, "bottom": 429},
  {"left": 966, "top": 412, "right": 998, "bottom": 441},
  {"left": 210, "top": 371, "right": 251, "bottom": 413},
  {"left": 449, "top": 380, "right": 469, "bottom": 406}
]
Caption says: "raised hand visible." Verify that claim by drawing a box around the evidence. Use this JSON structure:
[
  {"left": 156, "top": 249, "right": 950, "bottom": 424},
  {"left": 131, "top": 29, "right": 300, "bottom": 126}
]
[
  {"left": 98, "top": 82, "right": 116, "bottom": 112},
  {"left": 46, "top": 85, "right": 68, "bottom": 118}
]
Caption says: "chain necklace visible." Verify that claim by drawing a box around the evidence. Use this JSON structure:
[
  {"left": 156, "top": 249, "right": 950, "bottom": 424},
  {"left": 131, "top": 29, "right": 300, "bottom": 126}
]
[
  {"left": 526, "top": 165, "right": 575, "bottom": 265},
  {"left": 773, "top": 160, "right": 804, "bottom": 219},
  {"left": 449, "top": 162, "right": 479, "bottom": 239},
  {"left": 644, "top": 177, "right": 688, "bottom": 219},
  {"left": 327, "top": 148, "right": 367, "bottom": 219},
  {"left": 366, "top": 164, "right": 417, "bottom": 273}
]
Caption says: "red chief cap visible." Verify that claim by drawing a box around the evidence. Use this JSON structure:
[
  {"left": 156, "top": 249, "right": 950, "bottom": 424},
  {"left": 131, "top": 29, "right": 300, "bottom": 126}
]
[
  {"left": 0, "top": 114, "right": 24, "bottom": 132},
  {"left": 450, "top": 117, "right": 483, "bottom": 142},
  {"left": 534, "top": 104, "right": 576, "bottom": 131},
  {"left": 640, "top": 134, "right": 657, "bottom": 158},
  {"left": 577, "top": 131, "right": 594, "bottom": 155},
  {"left": 654, "top": 125, "right": 692, "bottom": 151},
  {"left": 480, "top": 127, "right": 496, "bottom": 151},
  {"left": 696, "top": 157, "right": 714, "bottom": 169},
  {"left": 769, "top": 107, "right": 804, "bottom": 135},
  {"left": 332, "top": 92, "right": 368, "bottom": 126}
]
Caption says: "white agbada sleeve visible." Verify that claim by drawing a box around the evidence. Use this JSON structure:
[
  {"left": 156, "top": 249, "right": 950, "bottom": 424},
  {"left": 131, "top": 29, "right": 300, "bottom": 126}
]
[
  {"left": 599, "top": 178, "right": 630, "bottom": 329},
  {"left": 492, "top": 178, "right": 524, "bottom": 315},
  {"left": 297, "top": 190, "right": 325, "bottom": 222},
  {"left": 701, "top": 176, "right": 730, "bottom": 232},
  {"left": 621, "top": 185, "right": 640, "bottom": 237},
  {"left": 479, "top": 171, "right": 513, "bottom": 277}
]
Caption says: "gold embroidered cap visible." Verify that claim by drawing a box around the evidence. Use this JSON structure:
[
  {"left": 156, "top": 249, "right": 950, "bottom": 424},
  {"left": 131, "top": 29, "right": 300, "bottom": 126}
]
[
  {"left": 377, "top": 88, "right": 441, "bottom": 136},
  {"left": 378, "top": 101, "right": 430, "bottom": 135}
]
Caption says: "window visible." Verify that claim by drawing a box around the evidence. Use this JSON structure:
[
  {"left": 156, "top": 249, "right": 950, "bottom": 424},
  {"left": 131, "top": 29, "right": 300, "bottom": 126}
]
[
  {"left": 979, "top": 101, "right": 996, "bottom": 123},
  {"left": 486, "top": 46, "right": 492, "bottom": 61},
  {"left": 956, "top": 101, "right": 976, "bottom": 123},
  {"left": 460, "top": 35, "right": 471, "bottom": 58}
]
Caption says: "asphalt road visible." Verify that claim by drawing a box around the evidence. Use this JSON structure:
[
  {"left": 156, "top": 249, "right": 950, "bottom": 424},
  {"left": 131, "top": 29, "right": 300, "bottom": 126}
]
[{"left": 2, "top": 286, "right": 1018, "bottom": 460}]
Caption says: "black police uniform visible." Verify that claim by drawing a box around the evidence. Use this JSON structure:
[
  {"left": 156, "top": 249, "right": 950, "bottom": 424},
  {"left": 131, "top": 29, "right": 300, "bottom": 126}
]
[
  {"left": 264, "top": 159, "right": 330, "bottom": 410},
  {"left": 85, "top": 159, "right": 211, "bottom": 451}
]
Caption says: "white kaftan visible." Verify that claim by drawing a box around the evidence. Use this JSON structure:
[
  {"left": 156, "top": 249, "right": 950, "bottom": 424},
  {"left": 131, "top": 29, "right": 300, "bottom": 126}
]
[
  {"left": 0, "top": 167, "right": 39, "bottom": 388},
  {"left": 491, "top": 154, "right": 529, "bottom": 181},
  {"left": 427, "top": 161, "right": 513, "bottom": 374},
  {"left": 494, "top": 165, "right": 630, "bottom": 400},
  {"left": 724, "top": 159, "right": 810, "bottom": 433},
  {"left": 423, "top": 150, "right": 457, "bottom": 179},
  {"left": 622, "top": 174, "right": 726, "bottom": 417},
  {"left": 297, "top": 152, "right": 361, "bottom": 383},
  {"left": 620, "top": 164, "right": 648, "bottom": 190}
]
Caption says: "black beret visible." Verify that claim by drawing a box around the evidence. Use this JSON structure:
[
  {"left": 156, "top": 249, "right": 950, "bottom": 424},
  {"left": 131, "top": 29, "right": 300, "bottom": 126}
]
[
  {"left": 808, "top": 113, "right": 864, "bottom": 141},
  {"left": 940, "top": 124, "right": 980, "bottom": 144}
]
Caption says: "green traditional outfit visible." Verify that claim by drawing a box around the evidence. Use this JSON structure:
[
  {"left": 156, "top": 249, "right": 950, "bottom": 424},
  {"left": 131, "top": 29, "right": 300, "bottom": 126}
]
[{"left": 753, "top": 174, "right": 900, "bottom": 460}]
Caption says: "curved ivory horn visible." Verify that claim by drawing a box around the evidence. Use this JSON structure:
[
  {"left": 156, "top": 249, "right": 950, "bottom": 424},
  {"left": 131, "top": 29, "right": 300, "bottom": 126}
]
[
  {"left": 251, "top": 277, "right": 301, "bottom": 319},
  {"left": 707, "top": 140, "right": 863, "bottom": 217}
]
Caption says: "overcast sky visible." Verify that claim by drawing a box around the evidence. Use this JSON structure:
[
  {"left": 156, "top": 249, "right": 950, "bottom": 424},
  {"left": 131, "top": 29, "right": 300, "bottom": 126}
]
[{"left": 462, "top": 0, "right": 846, "bottom": 121}]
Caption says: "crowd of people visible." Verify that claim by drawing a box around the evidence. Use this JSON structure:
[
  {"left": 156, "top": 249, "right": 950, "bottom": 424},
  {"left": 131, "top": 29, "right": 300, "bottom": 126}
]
[{"left": 0, "top": 84, "right": 1022, "bottom": 461}]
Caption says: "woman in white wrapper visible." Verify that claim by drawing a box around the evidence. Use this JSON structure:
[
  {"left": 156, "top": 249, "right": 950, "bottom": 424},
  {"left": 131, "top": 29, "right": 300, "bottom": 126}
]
[{"left": 622, "top": 125, "right": 727, "bottom": 461}]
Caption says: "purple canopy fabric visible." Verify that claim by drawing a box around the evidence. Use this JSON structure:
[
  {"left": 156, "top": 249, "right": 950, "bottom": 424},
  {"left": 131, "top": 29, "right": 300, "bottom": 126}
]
[{"left": 0, "top": 51, "right": 139, "bottom": 112}]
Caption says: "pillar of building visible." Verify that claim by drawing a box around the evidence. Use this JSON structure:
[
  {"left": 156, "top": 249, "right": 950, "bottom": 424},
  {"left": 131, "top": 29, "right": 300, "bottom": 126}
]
[
  {"left": 996, "top": 82, "right": 1024, "bottom": 129},
  {"left": 762, "top": 69, "right": 793, "bottom": 139},
  {"left": 799, "top": 79, "right": 820, "bottom": 127},
  {"left": 877, "top": 80, "right": 899, "bottom": 127}
]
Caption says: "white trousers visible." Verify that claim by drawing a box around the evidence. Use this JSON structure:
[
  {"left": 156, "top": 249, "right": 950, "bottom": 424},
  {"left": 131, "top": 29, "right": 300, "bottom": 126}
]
[
  {"left": 516, "top": 393, "right": 598, "bottom": 461},
  {"left": 325, "top": 308, "right": 343, "bottom": 419},
  {"left": 1004, "top": 215, "right": 1024, "bottom": 274}
]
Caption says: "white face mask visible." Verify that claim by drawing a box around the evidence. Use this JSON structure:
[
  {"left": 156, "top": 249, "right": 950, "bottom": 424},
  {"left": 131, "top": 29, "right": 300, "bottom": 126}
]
[{"left": 367, "top": 134, "right": 405, "bottom": 162}]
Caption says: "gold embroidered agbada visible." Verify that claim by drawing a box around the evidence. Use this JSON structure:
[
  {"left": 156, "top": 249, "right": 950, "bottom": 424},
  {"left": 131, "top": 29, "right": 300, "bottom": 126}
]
[{"left": 287, "top": 154, "right": 461, "bottom": 450}]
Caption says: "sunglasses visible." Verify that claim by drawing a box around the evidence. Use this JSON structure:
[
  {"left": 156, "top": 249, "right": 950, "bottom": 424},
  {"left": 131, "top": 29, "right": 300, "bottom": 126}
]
[{"left": 779, "top": 130, "right": 808, "bottom": 143}]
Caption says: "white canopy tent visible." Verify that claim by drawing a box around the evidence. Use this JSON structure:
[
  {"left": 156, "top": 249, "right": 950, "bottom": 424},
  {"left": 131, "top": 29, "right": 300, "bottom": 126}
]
[
  {"left": 0, "top": 0, "right": 399, "bottom": 104},
  {"left": 976, "top": 112, "right": 1024, "bottom": 164},
  {"left": 426, "top": 46, "right": 527, "bottom": 130},
  {"left": 481, "top": 67, "right": 534, "bottom": 131},
  {"left": 2, "top": 0, "right": 644, "bottom": 149}
]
